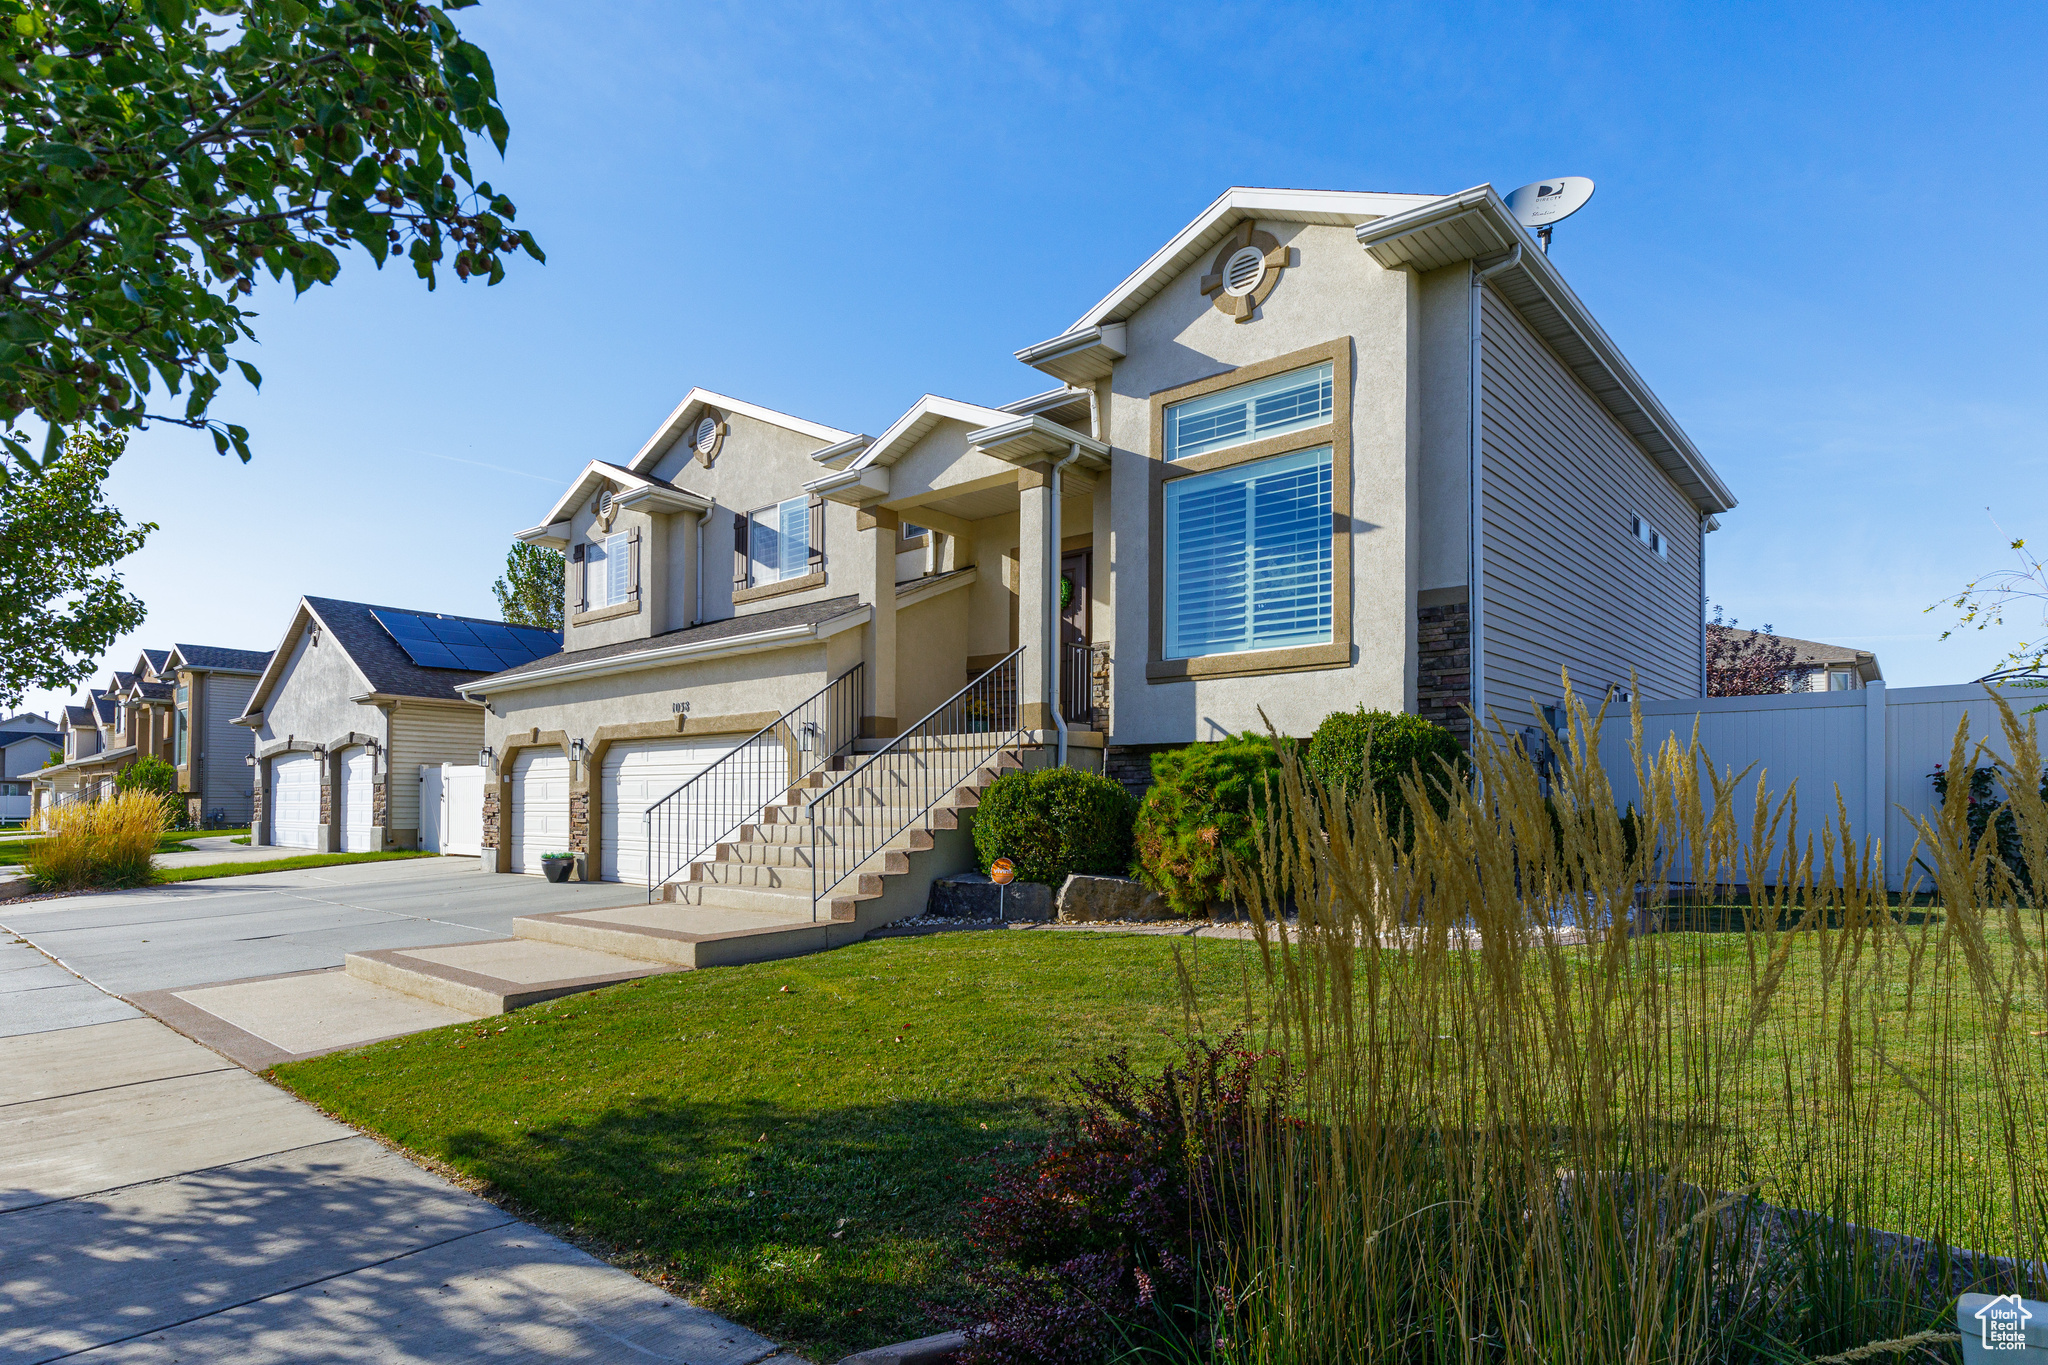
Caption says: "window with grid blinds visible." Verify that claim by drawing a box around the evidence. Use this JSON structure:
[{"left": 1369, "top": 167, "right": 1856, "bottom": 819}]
[
  {"left": 1164, "top": 446, "right": 1333, "bottom": 659},
  {"left": 748, "top": 497, "right": 811, "bottom": 585},
  {"left": 587, "top": 532, "right": 628, "bottom": 607},
  {"left": 1165, "top": 360, "right": 1334, "bottom": 462}
]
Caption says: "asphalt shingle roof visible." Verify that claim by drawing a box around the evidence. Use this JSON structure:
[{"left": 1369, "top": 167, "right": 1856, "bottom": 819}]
[
  {"left": 140, "top": 648, "right": 171, "bottom": 675},
  {"left": 63, "top": 705, "right": 92, "bottom": 726},
  {"left": 302, "top": 596, "right": 538, "bottom": 702},
  {"left": 0, "top": 730, "right": 58, "bottom": 749},
  {"left": 468, "top": 595, "right": 862, "bottom": 686},
  {"left": 136, "top": 680, "right": 174, "bottom": 701},
  {"left": 1721, "top": 629, "right": 1872, "bottom": 667},
  {"left": 173, "top": 644, "right": 272, "bottom": 672},
  {"left": 92, "top": 696, "right": 117, "bottom": 723}
]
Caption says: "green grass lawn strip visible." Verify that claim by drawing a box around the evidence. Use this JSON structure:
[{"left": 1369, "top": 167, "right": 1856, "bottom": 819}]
[
  {"left": 273, "top": 929, "right": 1265, "bottom": 1361},
  {"left": 155, "top": 851, "right": 436, "bottom": 882}
]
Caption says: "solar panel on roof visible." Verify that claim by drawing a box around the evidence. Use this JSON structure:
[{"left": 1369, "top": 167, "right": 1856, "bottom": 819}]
[{"left": 372, "top": 609, "right": 561, "bottom": 672}]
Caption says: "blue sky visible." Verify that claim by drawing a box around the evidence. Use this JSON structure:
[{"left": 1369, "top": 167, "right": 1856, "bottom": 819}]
[{"left": 23, "top": 0, "right": 2048, "bottom": 720}]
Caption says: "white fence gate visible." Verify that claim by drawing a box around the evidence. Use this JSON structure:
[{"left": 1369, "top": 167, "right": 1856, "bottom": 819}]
[
  {"left": 1592, "top": 682, "right": 2041, "bottom": 891},
  {"left": 418, "top": 763, "right": 484, "bottom": 857}
]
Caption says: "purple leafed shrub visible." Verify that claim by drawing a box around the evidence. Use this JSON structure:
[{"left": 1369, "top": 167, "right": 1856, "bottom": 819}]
[{"left": 958, "top": 1036, "right": 1284, "bottom": 1365}]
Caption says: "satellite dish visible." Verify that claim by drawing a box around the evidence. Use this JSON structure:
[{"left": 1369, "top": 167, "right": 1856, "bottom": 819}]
[{"left": 1504, "top": 177, "right": 1595, "bottom": 251}]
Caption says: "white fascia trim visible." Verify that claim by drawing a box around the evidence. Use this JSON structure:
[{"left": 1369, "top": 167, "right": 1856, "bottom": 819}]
[
  {"left": 1060, "top": 186, "right": 1440, "bottom": 331},
  {"left": 852, "top": 395, "right": 1019, "bottom": 472},
  {"left": 809, "top": 434, "right": 875, "bottom": 467},
  {"left": 895, "top": 565, "right": 979, "bottom": 610},
  {"left": 516, "top": 520, "right": 573, "bottom": 548},
  {"left": 965, "top": 415, "right": 1111, "bottom": 467},
  {"left": 999, "top": 385, "right": 1094, "bottom": 415},
  {"left": 458, "top": 605, "right": 873, "bottom": 698},
  {"left": 626, "top": 388, "right": 856, "bottom": 475},
  {"left": 1012, "top": 322, "right": 1127, "bottom": 370},
  {"left": 803, "top": 464, "right": 890, "bottom": 505},
  {"left": 1358, "top": 187, "right": 1737, "bottom": 515},
  {"left": 537, "top": 460, "right": 709, "bottom": 530},
  {"left": 614, "top": 484, "right": 712, "bottom": 516}
]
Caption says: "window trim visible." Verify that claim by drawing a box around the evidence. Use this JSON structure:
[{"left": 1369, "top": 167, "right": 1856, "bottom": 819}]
[
  {"left": 1146, "top": 337, "right": 1354, "bottom": 682},
  {"left": 733, "top": 493, "right": 827, "bottom": 604}
]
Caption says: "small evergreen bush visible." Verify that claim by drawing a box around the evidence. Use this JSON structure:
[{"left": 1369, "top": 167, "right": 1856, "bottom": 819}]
[
  {"left": 971, "top": 766, "right": 1136, "bottom": 887},
  {"left": 1304, "top": 708, "right": 1466, "bottom": 839},
  {"left": 1133, "top": 733, "right": 1285, "bottom": 917},
  {"left": 116, "top": 754, "right": 184, "bottom": 826}
]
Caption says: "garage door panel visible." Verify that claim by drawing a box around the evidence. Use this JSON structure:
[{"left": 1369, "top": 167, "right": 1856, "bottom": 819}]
[
  {"left": 600, "top": 737, "right": 784, "bottom": 885},
  {"left": 338, "top": 746, "right": 376, "bottom": 852},
  {"left": 271, "top": 753, "right": 320, "bottom": 851},
  {"left": 510, "top": 750, "right": 570, "bottom": 876}
]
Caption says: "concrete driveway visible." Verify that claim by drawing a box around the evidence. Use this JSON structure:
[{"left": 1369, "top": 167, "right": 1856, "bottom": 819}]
[{"left": 0, "top": 860, "right": 795, "bottom": 1363}]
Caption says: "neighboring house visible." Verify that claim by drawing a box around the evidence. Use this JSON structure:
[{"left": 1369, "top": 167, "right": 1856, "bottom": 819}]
[
  {"left": 459, "top": 182, "right": 1734, "bottom": 933},
  {"left": 30, "top": 644, "right": 271, "bottom": 827},
  {"left": 1735, "top": 630, "right": 1882, "bottom": 692},
  {"left": 0, "top": 718, "right": 61, "bottom": 822},
  {"left": 237, "top": 597, "right": 549, "bottom": 852}
]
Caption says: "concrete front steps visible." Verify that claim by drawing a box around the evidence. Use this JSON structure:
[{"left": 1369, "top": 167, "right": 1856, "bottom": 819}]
[{"left": 342, "top": 741, "right": 1025, "bottom": 1015}]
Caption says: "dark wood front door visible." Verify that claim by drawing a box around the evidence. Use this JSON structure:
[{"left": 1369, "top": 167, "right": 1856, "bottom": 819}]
[{"left": 1059, "top": 550, "right": 1091, "bottom": 646}]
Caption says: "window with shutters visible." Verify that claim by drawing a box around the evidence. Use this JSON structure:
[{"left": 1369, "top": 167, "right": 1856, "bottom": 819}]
[
  {"left": 746, "top": 497, "right": 812, "bottom": 586},
  {"left": 585, "top": 532, "right": 630, "bottom": 607},
  {"left": 1164, "top": 447, "right": 1334, "bottom": 659}
]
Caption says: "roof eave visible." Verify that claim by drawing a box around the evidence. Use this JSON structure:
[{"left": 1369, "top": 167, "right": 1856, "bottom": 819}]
[
  {"left": 803, "top": 465, "right": 890, "bottom": 507},
  {"left": 966, "top": 416, "right": 1111, "bottom": 469},
  {"left": 1356, "top": 186, "right": 1737, "bottom": 516},
  {"left": 1013, "top": 323, "right": 1128, "bottom": 385},
  {"left": 459, "top": 605, "right": 873, "bottom": 697}
]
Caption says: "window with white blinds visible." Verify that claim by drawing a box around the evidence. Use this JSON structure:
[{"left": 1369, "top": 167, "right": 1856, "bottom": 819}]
[
  {"left": 587, "top": 533, "right": 629, "bottom": 607},
  {"left": 1165, "top": 360, "right": 1334, "bottom": 462},
  {"left": 1163, "top": 447, "right": 1333, "bottom": 659},
  {"left": 748, "top": 497, "right": 811, "bottom": 585}
]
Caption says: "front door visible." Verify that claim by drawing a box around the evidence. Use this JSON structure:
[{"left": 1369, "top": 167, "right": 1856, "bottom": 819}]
[{"left": 1059, "top": 550, "right": 1091, "bottom": 723}]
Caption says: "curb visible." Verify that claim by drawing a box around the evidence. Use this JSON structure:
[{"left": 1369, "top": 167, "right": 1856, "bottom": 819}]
[{"left": 837, "top": 1329, "right": 969, "bottom": 1364}]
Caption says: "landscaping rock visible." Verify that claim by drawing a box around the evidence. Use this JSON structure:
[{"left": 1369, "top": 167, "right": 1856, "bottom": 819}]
[
  {"left": 925, "top": 871, "right": 1052, "bottom": 921},
  {"left": 1056, "top": 873, "right": 1176, "bottom": 922},
  {"left": 838, "top": 1329, "right": 968, "bottom": 1365}
]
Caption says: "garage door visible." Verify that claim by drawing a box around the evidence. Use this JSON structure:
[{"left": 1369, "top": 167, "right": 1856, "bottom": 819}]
[
  {"left": 271, "top": 752, "right": 320, "bottom": 850},
  {"left": 600, "top": 736, "right": 782, "bottom": 885},
  {"left": 510, "top": 749, "right": 571, "bottom": 875},
  {"left": 338, "top": 746, "right": 377, "bottom": 852}
]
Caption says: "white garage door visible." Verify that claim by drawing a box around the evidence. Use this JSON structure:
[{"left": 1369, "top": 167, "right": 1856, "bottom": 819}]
[
  {"left": 271, "top": 753, "right": 320, "bottom": 850},
  {"left": 510, "top": 749, "right": 571, "bottom": 875},
  {"left": 600, "top": 736, "right": 780, "bottom": 885},
  {"left": 338, "top": 746, "right": 377, "bottom": 852}
]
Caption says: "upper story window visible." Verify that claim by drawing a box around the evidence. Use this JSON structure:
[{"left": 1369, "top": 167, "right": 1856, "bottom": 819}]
[
  {"left": 174, "top": 708, "right": 187, "bottom": 765},
  {"left": 747, "top": 497, "right": 812, "bottom": 586},
  {"left": 586, "top": 532, "right": 629, "bottom": 607},
  {"left": 1631, "top": 515, "right": 1669, "bottom": 559},
  {"left": 1163, "top": 446, "right": 1333, "bottom": 659},
  {"left": 1165, "top": 360, "right": 1334, "bottom": 462}
]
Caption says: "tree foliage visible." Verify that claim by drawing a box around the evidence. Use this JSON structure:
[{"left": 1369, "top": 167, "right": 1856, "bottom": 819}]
[
  {"left": 1704, "top": 605, "right": 1799, "bottom": 697},
  {"left": 0, "top": 0, "right": 543, "bottom": 474},
  {"left": 491, "top": 537, "right": 561, "bottom": 631},
  {"left": 1930, "top": 528, "right": 2048, "bottom": 678},
  {"left": 0, "top": 428, "right": 151, "bottom": 706}
]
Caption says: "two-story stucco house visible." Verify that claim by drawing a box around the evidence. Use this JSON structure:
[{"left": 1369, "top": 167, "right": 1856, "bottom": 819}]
[{"left": 457, "top": 182, "right": 1734, "bottom": 963}]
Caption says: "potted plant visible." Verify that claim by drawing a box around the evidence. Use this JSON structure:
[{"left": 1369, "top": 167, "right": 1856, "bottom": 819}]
[{"left": 541, "top": 851, "right": 575, "bottom": 883}]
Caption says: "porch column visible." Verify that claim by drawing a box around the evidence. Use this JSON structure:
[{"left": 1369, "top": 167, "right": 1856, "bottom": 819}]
[
  {"left": 1017, "top": 464, "right": 1054, "bottom": 732},
  {"left": 858, "top": 504, "right": 899, "bottom": 737}
]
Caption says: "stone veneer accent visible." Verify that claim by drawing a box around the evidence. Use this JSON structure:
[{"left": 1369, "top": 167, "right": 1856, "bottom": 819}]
[
  {"left": 371, "top": 780, "right": 388, "bottom": 846},
  {"left": 1416, "top": 601, "right": 1472, "bottom": 743},
  {"left": 481, "top": 789, "right": 500, "bottom": 849},
  {"left": 568, "top": 790, "right": 588, "bottom": 854},
  {"left": 250, "top": 778, "right": 263, "bottom": 842},
  {"left": 318, "top": 777, "right": 331, "bottom": 826},
  {"left": 1104, "top": 744, "right": 1177, "bottom": 804}
]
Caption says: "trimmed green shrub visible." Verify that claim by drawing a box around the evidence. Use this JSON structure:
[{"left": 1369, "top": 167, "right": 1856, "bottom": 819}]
[
  {"left": 1133, "top": 734, "right": 1285, "bottom": 917},
  {"left": 1304, "top": 708, "right": 1466, "bottom": 839},
  {"left": 972, "top": 765, "right": 1137, "bottom": 888},
  {"left": 115, "top": 754, "right": 185, "bottom": 827}
]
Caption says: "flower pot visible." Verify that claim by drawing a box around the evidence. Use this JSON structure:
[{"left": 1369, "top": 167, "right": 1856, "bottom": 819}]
[{"left": 543, "top": 859, "right": 573, "bottom": 883}]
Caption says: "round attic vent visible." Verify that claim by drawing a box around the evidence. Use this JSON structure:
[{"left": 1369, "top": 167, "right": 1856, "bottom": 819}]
[
  {"left": 1222, "top": 245, "right": 1267, "bottom": 297},
  {"left": 694, "top": 416, "right": 719, "bottom": 453},
  {"left": 596, "top": 489, "right": 614, "bottom": 516}
]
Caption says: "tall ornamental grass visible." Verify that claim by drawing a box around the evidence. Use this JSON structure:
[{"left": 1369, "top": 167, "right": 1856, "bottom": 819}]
[
  {"left": 27, "top": 790, "right": 166, "bottom": 890},
  {"left": 1210, "top": 689, "right": 2047, "bottom": 1365}
]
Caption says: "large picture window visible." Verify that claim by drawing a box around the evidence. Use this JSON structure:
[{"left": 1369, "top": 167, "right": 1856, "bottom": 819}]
[
  {"left": 1163, "top": 446, "right": 1333, "bottom": 660},
  {"left": 748, "top": 497, "right": 812, "bottom": 586},
  {"left": 1165, "top": 360, "right": 1333, "bottom": 462}
]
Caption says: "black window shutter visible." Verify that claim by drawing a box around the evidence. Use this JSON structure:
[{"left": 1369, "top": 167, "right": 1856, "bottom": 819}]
[
  {"left": 733, "top": 512, "right": 749, "bottom": 591},
  {"left": 807, "top": 495, "right": 824, "bottom": 572},
  {"left": 571, "top": 543, "right": 587, "bottom": 612}
]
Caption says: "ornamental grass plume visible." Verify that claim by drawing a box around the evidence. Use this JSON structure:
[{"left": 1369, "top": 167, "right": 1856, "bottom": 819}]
[
  {"left": 26, "top": 789, "right": 166, "bottom": 890},
  {"left": 1199, "top": 681, "right": 2047, "bottom": 1365}
]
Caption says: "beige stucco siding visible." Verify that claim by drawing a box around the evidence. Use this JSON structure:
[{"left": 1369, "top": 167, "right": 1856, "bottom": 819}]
[
  {"left": 1478, "top": 287, "right": 1702, "bottom": 721},
  {"left": 1417, "top": 264, "right": 1474, "bottom": 594},
  {"left": 895, "top": 588, "right": 973, "bottom": 726},
  {"left": 387, "top": 703, "right": 485, "bottom": 842},
  {"left": 1103, "top": 221, "right": 1413, "bottom": 744},
  {"left": 254, "top": 627, "right": 384, "bottom": 751}
]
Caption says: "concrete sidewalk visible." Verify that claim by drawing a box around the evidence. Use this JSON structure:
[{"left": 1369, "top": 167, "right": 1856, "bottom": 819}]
[{"left": 0, "top": 1002, "right": 793, "bottom": 1362}]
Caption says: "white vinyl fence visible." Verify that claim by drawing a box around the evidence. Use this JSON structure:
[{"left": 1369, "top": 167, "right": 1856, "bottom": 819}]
[
  {"left": 1592, "top": 682, "right": 2042, "bottom": 891},
  {"left": 418, "top": 763, "right": 484, "bottom": 857}
]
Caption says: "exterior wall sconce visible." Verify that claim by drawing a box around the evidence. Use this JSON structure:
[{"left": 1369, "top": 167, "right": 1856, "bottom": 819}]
[
  {"left": 570, "top": 737, "right": 587, "bottom": 763},
  {"left": 799, "top": 721, "right": 818, "bottom": 754},
  {"left": 478, "top": 746, "right": 495, "bottom": 771}
]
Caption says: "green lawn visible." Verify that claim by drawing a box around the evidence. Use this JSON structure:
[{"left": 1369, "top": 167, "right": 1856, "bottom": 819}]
[
  {"left": 274, "top": 930, "right": 1263, "bottom": 1361},
  {"left": 156, "top": 850, "right": 437, "bottom": 882},
  {"left": 0, "top": 828, "right": 252, "bottom": 862}
]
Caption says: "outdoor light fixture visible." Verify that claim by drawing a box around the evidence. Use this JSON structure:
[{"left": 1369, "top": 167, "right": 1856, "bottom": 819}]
[
  {"left": 479, "top": 746, "right": 494, "bottom": 769},
  {"left": 799, "top": 721, "right": 818, "bottom": 754},
  {"left": 570, "top": 737, "right": 587, "bottom": 763}
]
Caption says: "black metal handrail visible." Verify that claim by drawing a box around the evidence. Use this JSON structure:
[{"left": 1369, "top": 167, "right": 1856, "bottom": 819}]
[
  {"left": 642, "top": 663, "right": 863, "bottom": 901},
  {"left": 808, "top": 647, "right": 1026, "bottom": 920}
]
